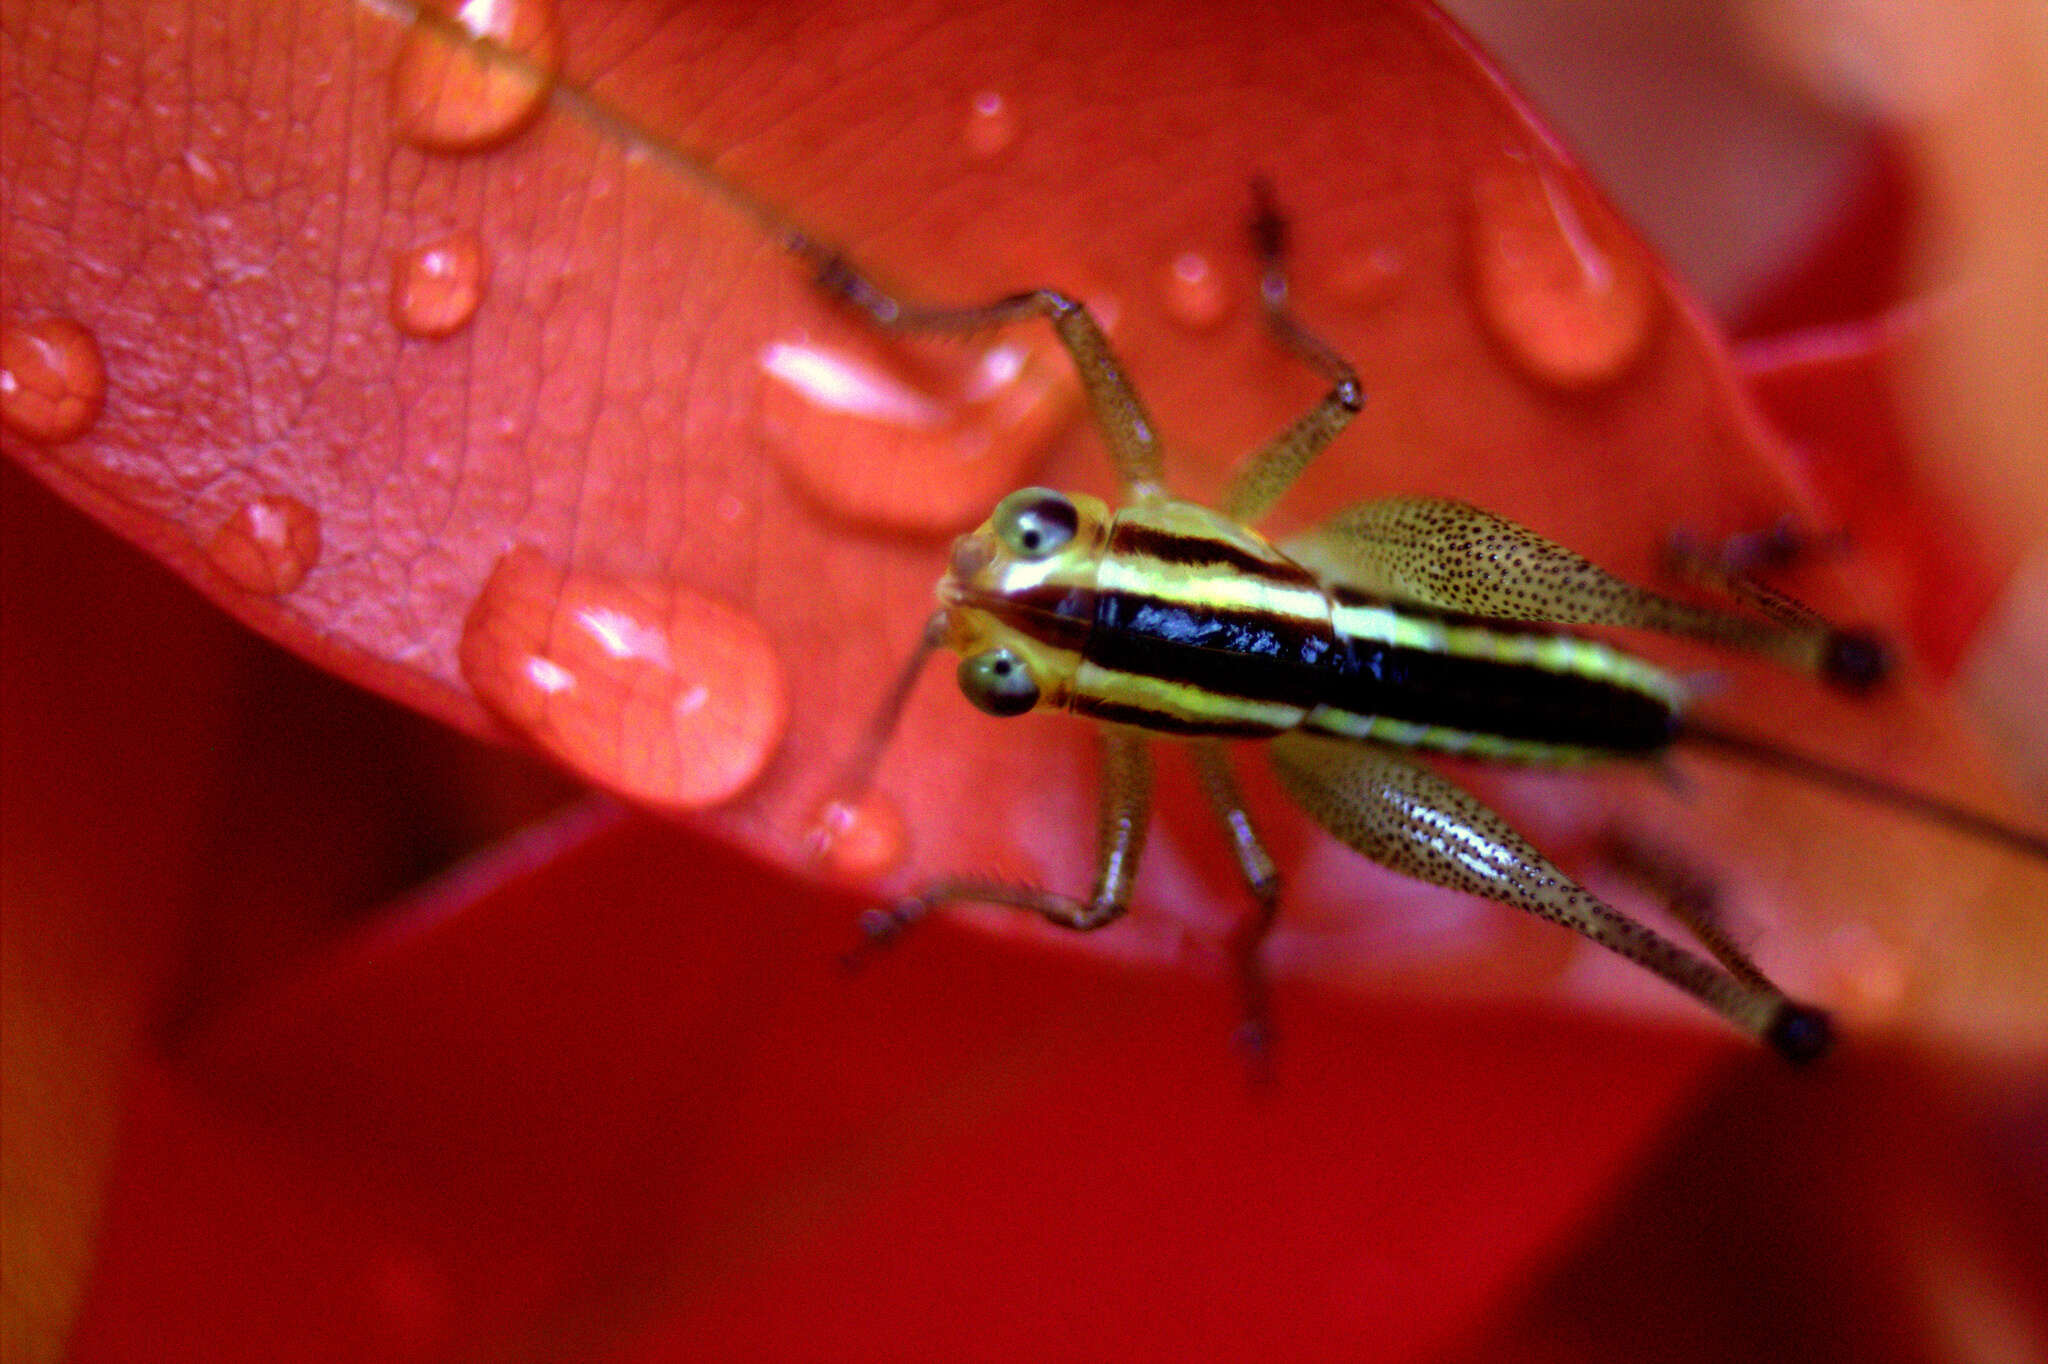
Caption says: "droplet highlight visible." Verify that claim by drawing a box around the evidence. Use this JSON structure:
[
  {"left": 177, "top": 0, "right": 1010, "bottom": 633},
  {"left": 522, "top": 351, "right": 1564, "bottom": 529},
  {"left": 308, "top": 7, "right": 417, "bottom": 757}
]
[
  {"left": 758, "top": 326, "right": 1083, "bottom": 534},
  {"left": 1467, "top": 149, "right": 1657, "bottom": 390},
  {"left": 182, "top": 149, "right": 230, "bottom": 207},
  {"left": 962, "top": 90, "right": 1019, "bottom": 160},
  {"left": 1161, "top": 251, "right": 1229, "bottom": 331},
  {"left": 0, "top": 314, "right": 106, "bottom": 444},
  {"left": 807, "top": 790, "right": 909, "bottom": 881},
  {"left": 459, "top": 547, "right": 788, "bottom": 811},
  {"left": 1333, "top": 245, "right": 1406, "bottom": 311},
  {"left": 206, "top": 494, "right": 322, "bottom": 596},
  {"left": 390, "top": 0, "right": 561, "bottom": 153},
  {"left": 391, "top": 230, "right": 489, "bottom": 338}
]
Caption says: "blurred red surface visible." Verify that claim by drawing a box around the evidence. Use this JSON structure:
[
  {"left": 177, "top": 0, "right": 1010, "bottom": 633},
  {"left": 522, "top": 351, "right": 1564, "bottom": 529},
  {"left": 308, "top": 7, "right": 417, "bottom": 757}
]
[{"left": 5, "top": 2, "right": 2045, "bottom": 1361}]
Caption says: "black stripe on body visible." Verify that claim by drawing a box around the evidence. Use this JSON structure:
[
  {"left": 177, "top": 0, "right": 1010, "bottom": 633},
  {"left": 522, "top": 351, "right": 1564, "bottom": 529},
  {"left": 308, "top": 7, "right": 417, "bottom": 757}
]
[
  {"left": 1333, "top": 638, "right": 1678, "bottom": 752},
  {"left": 1068, "top": 697, "right": 1286, "bottom": 738},
  {"left": 1086, "top": 591, "right": 1336, "bottom": 709},
  {"left": 1109, "top": 521, "right": 1305, "bottom": 580},
  {"left": 977, "top": 582, "right": 1096, "bottom": 653}
]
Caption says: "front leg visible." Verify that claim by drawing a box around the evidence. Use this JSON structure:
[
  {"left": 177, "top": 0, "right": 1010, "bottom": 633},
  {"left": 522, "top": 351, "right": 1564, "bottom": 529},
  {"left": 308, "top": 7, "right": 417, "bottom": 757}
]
[
  {"left": 790, "top": 236, "right": 1169, "bottom": 500},
  {"left": 848, "top": 726, "right": 1153, "bottom": 958}
]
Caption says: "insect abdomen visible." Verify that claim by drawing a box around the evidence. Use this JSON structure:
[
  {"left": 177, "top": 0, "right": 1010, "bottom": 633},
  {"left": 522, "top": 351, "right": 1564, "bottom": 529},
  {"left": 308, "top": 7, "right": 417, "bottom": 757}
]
[
  {"left": 1059, "top": 501, "right": 1683, "bottom": 758},
  {"left": 1307, "top": 589, "right": 1683, "bottom": 761}
]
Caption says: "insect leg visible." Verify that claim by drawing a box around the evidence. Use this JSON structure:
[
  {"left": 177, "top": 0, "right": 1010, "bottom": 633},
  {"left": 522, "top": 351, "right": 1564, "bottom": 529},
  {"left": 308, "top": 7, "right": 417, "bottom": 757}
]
[
  {"left": 850, "top": 726, "right": 1153, "bottom": 956},
  {"left": 1283, "top": 496, "right": 1883, "bottom": 690},
  {"left": 1220, "top": 182, "right": 1366, "bottom": 524},
  {"left": 1188, "top": 739, "right": 1283, "bottom": 1051},
  {"left": 1598, "top": 832, "right": 1777, "bottom": 995},
  {"left": 1269, "top": 733, "right": 1833, "bottom": 1062},
  {"left": 794, "top": 239, "right": 1168, "bottom": 498},
  {"left": 1660, "top": 525, "right": 1886, "bottom": 684}
]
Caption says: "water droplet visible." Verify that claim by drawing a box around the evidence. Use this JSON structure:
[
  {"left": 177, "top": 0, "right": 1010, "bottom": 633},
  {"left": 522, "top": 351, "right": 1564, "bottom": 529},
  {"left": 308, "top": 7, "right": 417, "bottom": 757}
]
[
  {"left": 962, "top": 90, "right": 1019, "bottom": 159},
  {"left": 0, "top": 315, "right": 107, "bottom": 444},
  {"left": 807, "top": 790, "right": 909, "bottom": 880},
  {"left": 390, "top": 0, "right": 560, "bottom": 152},
  {"left": 182, "top": 149, "right": 230, "bottom": 206},
  {"left": 458, "top": 547, "right": 787, "bottom": 810},
  {"left": 390, "top": 230, "right": 489, "bottom": 338},
  {"left": 206, "top": 494, "right": 321, "bottom": 596},
  {"left": 1467, "top": 149, "right": 1657, "bottom": 390},
  {"left": 1333, "top": 245, "right": 1406, "bottom": 310},
  {"left": 758, "top": 326, "right": 1083, "bottom": 534},
  {"left": 1161, "top": 251, "right": 1229, "bottom": 331}
]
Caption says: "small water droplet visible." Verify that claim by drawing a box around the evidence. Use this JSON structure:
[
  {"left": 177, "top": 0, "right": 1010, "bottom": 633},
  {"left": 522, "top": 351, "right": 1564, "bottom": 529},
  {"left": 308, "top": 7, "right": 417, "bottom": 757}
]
[
  {"left": 1467, "top": 149, "right": 1657, "bottom": 390},
  {"left": 758, "top": 325, "right": 1084, "bottom": 534},
  {"left": 390, "top": 230, "right": 489, "bottom": 338},
  {"left": 962, "top": 90, "right": 1019, "bottom": 159},
  {"left": 0, "top": 314, "right": 107, "bottom": 444},
  {"left": 182, "top": 149, "right": 230, "bottom": 206},
  {"left": 806, "top": 790, "right": 909, "bottom": 880},
  {"left": 1333, "top": 245, "right": 1406, "bottom": 310},
  {"left": 390, "top": 0, "right": 560, "bottom": 152},
  {"left": 459, "top": 547, "right": 787, "bottom": 810},
  {"left": 206, "top": 494, "right": 321, "bottom": 596},
  {"left": 1161, "top": 251, "right": 1229, "bottom": 331}
]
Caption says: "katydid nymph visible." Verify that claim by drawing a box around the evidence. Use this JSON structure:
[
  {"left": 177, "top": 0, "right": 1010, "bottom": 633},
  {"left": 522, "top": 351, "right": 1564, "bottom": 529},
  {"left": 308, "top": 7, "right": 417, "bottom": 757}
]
[{"left": 794, "top": 185, "right": 2047, "bottom": 1066}]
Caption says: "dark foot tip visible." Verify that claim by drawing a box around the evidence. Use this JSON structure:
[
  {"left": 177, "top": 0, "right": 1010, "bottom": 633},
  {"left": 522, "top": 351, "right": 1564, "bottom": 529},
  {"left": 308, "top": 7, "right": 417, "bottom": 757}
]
[
  {"left": 1232, "top": 1017, "right": 1278, "bottom": 1086},
  {"left": 840, "top": 906, "right": 910, "bottom": 974},
  {"left": 1247, "top": 177, "right": 1285, "bottom": 263},
  {"left": 1766, "top": 1003, "right": 1835, "bottom": 1065},
  {"left": 1822, "top": 629, "right": 1891, "bottom": 694}
]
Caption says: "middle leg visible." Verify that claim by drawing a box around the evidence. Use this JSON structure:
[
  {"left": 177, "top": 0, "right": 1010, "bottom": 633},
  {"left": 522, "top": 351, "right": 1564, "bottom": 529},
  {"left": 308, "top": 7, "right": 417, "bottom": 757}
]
[{"left": 1187, "top": 739, "right": 1283, "bottom": 1054}]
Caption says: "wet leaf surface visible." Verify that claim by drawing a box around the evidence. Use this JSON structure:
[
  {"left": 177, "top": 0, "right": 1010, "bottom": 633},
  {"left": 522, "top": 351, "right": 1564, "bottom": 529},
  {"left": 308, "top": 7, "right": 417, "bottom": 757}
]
[
  {"left": 5, "top": 1, "right": 2047, "bottom": 1358},
  {"left": 6, "top": 0, "right": 2038, "bottom": 1020}
]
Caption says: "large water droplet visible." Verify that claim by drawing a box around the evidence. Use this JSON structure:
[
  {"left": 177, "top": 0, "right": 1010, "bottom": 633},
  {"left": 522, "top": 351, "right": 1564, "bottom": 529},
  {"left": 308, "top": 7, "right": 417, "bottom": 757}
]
[
  {"left": 0, "top": 314, "right": 106, "bottom": 443},
  {"left": 206, "top": 494, "right": 321, "bottom": 596},
  {"left": 459, "top": 547, "right": 787, "bottom": 810},
  {"left": 807, "top": 790, "right": 909, "bottom": 881},
  {"left": 390, "top": 230, "right": 489, "bottom": 338},
  {"left": 758, "top": 327, "right": 1083, "bottom": 534},
  {"left": 1467, "top": 149, "right": 1656, "bottom": 390},
  {"left": 962, "top": 90, "right": 1019, "bottom": 160},
  {"left": 1161, "top": 251, "right": 1229, "bottom": 331},
  {"left": 390, "top": 0, "right": 560, "bottom": 152}
]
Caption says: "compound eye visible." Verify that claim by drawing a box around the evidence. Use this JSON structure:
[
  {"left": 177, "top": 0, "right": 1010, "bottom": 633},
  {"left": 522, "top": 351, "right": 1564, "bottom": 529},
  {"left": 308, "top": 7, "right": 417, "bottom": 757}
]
[
  {"left": 991, "top": 488, "right": 1078, "bottom": 559},
  {"left": 957, "top": 648, "right": 1040, "bottom": 717}
]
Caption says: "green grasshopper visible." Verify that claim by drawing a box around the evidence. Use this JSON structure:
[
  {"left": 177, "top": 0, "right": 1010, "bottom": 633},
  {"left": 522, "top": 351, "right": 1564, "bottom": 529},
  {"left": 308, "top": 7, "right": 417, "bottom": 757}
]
[{"left": 797, "top": 186, "right": 2044, "bottom": 1064}]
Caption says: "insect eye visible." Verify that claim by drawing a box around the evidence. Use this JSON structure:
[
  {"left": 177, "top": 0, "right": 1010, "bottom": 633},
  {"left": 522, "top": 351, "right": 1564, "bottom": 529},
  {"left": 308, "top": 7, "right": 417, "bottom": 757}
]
[
  {"left": 991, "top": 488, "right": 1078, "bottom": 558},
  {"left": 957, "top": 648, "right": 1040, "bottom": 717}
]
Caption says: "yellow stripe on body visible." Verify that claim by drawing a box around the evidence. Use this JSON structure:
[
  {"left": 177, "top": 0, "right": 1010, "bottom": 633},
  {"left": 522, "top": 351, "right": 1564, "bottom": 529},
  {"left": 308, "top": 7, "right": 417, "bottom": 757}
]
[{"left": 1331, "top": 599, "right": 1685, "bottom": 711}]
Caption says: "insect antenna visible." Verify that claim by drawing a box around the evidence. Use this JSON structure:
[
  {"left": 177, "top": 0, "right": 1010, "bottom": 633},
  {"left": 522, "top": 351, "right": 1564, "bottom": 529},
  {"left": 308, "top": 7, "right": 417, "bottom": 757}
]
[
  {"left": 1681, "top": 720, "right": 2048, "bottom": 860},
  {"left": 815, "top": 610, "right": 949, "bottom": 831}
]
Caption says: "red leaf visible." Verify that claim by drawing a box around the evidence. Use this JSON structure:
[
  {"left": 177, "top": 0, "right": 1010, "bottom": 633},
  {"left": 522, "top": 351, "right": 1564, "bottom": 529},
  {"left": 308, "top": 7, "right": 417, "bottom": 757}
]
[
  {"left": 7, "top": 0, "right": 2037, "bottom": 1020},
  {"left": 9, "top": 2, "right": 2047, "bottom": 1359}
]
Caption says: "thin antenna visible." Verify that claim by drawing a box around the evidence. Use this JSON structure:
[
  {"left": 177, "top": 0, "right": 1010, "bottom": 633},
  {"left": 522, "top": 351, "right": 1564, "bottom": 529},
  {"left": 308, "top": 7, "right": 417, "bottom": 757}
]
[
  {"left": 824, "top": 610, "right": 949, "bottom": 804},
  {"left": 1682, "top": 721, "right": 2048, "bottom": 860}
]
